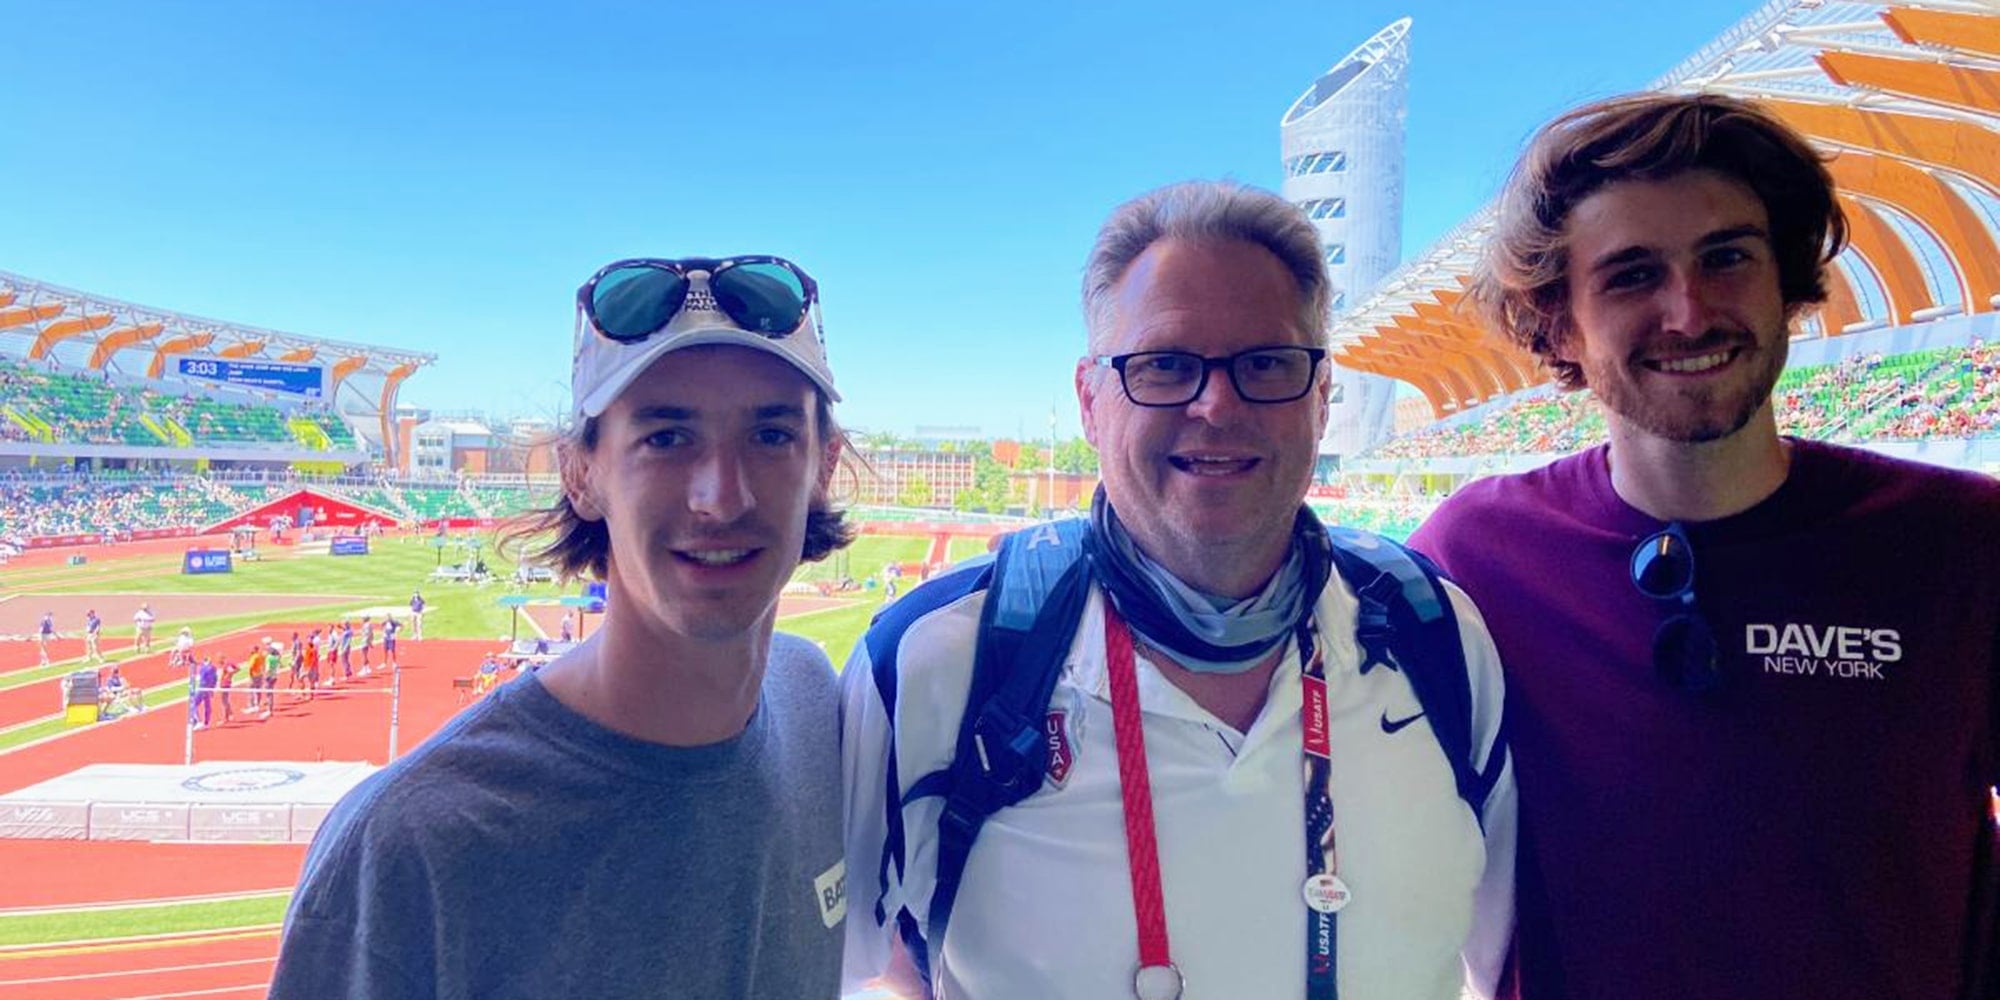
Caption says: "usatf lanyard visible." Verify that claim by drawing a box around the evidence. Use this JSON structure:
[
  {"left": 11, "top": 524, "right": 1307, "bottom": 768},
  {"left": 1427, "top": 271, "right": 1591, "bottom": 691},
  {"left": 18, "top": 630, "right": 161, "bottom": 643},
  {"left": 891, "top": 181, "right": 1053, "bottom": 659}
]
[{"left": 1103, "top": 603, "right": 1342, "bottom": 1000}]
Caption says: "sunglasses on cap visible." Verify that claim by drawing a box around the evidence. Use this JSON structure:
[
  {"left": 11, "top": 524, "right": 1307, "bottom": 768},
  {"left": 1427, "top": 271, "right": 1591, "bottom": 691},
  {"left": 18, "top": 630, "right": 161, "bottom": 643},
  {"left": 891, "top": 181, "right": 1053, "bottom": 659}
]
[
  {"left": 1630, "top": 522, "right": 1723, "bottom": 694},
  {"left": 577, "top": 256, "right": 819, "bottom": 343}
]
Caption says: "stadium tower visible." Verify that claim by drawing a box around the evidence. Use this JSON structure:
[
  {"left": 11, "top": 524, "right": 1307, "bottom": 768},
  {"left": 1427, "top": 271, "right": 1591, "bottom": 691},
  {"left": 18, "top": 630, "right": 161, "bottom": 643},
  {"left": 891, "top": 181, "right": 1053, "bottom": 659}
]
[{"left": 1280, "top": 16, "right": 1412, "bottom": 460}]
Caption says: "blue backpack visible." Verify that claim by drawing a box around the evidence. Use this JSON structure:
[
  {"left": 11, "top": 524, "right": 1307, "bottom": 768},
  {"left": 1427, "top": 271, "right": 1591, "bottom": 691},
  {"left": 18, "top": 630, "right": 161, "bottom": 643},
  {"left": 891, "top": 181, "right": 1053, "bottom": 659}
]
[{"left": 863, "top": 517, "right": 1508, "bottom": 983}]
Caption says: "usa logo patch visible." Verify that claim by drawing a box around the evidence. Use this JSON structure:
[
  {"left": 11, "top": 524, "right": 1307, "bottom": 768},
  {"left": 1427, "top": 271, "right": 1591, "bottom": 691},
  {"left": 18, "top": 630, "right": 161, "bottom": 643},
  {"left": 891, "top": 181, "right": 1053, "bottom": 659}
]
[{"left": 1045, "top": 710, "right": 1075, "bottom": 788}]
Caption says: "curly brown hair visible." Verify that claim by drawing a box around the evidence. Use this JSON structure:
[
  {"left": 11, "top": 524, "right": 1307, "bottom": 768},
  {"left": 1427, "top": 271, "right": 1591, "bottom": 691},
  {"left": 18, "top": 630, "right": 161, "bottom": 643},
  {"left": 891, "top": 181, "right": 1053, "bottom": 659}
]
[
  {"left": 498, "top": 393, "right": 857, "bottom": 583},
  {"left": 1472, "top": 92, "right": 1849, "bottom": 389}
]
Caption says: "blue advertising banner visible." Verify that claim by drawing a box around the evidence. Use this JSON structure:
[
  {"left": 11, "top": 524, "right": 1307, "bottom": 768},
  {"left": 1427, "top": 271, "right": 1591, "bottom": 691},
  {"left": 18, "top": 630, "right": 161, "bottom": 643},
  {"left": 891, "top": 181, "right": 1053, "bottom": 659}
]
[
  {"left": 176, "top": 358, "right": 325, "bottom": 397},
  {"left": 183, "top": 549, "right": 233, "bottom": 575},
  {"left": 330, "top": 537, "right": 370, "bottom": 556},
  {"left": 583, "top": 581, "right": 607, "bottom": 613}
]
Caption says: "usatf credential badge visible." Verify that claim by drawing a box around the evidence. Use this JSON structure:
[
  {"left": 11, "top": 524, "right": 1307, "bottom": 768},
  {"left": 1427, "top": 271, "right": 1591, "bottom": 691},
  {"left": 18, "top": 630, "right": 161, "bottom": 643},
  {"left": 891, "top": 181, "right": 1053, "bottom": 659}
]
[
  {"left": 181, "top": 767, "right": 307, "bottom": 793},
  {"left": 1044, "top": 710, "right": 1075, "bottom": 788}
]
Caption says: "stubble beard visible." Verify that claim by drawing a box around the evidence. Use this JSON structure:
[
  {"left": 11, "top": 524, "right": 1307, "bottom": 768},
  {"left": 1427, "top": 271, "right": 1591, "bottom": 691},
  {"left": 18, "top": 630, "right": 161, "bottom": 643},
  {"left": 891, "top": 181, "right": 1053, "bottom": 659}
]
[{"left": 1588, "top": 327, "right": 1788, "bottom": 444}]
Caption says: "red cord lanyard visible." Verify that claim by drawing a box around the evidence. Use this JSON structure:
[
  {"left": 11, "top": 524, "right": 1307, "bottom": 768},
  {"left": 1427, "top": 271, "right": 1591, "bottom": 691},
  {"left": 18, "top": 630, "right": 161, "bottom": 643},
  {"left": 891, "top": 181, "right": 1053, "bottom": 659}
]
[{"left": 1104, "top": 603, "right": 1341, "bottom": 1000}]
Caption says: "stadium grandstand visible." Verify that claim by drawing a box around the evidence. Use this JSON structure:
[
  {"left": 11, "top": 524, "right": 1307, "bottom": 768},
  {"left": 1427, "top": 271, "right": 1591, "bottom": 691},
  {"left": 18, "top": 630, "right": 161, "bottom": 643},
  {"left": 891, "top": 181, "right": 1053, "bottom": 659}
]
[
  {"left": 0, "top": 267, "right": 433, "bottom": 471},
  {"left": 1331, "top": 0, "right": 2000, "bottom": 492},
  {"left": 0, "top": 471, "right": 559, "bottom": 550}
]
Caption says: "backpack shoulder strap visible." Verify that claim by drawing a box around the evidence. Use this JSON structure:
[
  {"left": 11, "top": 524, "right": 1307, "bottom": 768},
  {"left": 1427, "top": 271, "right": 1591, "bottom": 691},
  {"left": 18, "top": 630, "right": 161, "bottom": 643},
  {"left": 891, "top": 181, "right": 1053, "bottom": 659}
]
[
  {"left": 1324, "top": 525, "right": 1506, "bottom": 824},
  {"left": 859, "top": 558, "right": 994, "bottom": 971},
  {"left": 869, "top": 519, "right": 1097, "bottom": 984}
]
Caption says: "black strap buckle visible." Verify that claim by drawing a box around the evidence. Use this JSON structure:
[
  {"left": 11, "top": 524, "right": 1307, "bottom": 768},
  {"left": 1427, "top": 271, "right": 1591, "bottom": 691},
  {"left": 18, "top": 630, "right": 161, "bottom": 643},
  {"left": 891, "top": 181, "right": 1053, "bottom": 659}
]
[
  {"left": 968, "top": 702, "right": 1044, "bottom": 799},
  {"left": 1353, "top": 573, "right": 1402, "bottom": 675}
]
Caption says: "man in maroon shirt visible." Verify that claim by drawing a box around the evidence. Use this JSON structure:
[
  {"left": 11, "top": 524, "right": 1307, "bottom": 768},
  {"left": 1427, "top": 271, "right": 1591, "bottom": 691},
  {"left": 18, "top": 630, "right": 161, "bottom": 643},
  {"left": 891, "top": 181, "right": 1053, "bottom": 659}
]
[{"left": 1411, "top": 92, "right": 2000, "bottom": 999}]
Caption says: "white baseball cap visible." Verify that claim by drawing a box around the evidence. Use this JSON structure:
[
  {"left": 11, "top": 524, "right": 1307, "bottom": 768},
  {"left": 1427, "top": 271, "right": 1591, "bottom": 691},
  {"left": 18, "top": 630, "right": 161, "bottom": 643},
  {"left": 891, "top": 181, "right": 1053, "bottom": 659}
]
[{"left": 571, "top": 259, "right": 839, "bottom": 420}]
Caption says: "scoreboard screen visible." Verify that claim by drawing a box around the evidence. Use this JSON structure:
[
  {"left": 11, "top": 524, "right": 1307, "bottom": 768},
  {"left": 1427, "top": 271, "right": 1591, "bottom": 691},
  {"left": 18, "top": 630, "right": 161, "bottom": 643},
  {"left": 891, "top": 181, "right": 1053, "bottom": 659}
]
[{"left": 177, "top": 357, "right": 325, "bottom": 397}]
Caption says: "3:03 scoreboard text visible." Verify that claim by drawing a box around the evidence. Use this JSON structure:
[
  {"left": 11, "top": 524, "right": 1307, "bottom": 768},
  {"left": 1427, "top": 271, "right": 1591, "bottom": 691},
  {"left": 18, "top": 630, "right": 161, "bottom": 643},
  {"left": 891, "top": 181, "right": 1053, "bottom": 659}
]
[{"left": 177, "top": 358, "right": 325, "bottom": 397}]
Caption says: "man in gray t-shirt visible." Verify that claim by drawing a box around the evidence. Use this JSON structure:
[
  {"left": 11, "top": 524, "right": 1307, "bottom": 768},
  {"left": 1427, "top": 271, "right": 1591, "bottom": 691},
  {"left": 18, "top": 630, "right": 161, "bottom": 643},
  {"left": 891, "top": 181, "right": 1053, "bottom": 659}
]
[{"left": 272, "top": 252, "right": 856, "bottom": 999}]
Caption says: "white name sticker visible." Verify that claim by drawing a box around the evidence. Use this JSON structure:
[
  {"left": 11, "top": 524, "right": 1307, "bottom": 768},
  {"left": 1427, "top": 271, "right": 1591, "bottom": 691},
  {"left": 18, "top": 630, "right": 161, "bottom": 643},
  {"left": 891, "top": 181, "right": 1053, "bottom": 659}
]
[
  {"left": 814, "top": 860, "right": 847, "bottom": 929},
  {"left": 1303, "top": 872, "right": 1352, "bottom": 914}
]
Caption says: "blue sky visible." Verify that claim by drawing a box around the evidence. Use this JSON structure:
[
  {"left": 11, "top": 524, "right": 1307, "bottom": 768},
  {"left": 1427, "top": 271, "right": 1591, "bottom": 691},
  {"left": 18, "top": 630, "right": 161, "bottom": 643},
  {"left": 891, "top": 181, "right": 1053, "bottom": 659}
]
[{"left": 1, "top": 0, "right": 1760, "bottom": 438}]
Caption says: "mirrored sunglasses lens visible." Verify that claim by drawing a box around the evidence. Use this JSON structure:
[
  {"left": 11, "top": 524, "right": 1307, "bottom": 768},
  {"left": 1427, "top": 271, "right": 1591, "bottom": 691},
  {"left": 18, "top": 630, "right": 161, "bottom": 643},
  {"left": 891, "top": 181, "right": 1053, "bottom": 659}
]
[
  {"left": 591, "top": 267, "right": 687, "bottom": 341},
  {"left": 1654, "top": 615, "right": 1722, "bottom": 693},
  {"left": 711, "top": 262, "right": 808, "bottom": 335},
  {"left": 1631, "top": 532, "right": 1693, "bottom": 598}
]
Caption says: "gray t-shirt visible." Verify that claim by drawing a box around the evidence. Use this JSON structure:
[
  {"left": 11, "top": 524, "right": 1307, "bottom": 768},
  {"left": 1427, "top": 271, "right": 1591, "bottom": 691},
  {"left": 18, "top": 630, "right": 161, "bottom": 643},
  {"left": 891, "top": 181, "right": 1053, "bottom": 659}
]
[{"left": 271, "top": 634, "right": 845, "bottom": 999}]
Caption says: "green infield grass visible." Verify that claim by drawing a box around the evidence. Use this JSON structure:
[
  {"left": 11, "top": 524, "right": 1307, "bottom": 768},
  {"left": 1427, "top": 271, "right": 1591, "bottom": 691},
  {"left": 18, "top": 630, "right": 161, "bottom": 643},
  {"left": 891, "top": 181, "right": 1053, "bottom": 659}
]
[
  {"left": 0, "top": 892, "right": 289, "bottom": 947},
  {"left": 792, "top": 535, "right": 928, "bottom": 586},
  {"left": 945, "top": 537, "right": 991, "bottom": 565}
]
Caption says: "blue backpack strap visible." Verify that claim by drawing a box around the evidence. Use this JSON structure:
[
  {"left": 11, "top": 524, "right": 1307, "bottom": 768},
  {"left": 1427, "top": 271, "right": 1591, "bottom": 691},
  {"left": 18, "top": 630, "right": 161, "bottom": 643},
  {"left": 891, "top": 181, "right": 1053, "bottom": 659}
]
[
  {"left": 864, "top": 519, "right": 1096, "bottom": 986},
  {"left": 861, "top": 557, "right": 993, "bottom": 980},
  {"left": 917, "top": 519, "right": 1094, "bottom": 978},
  {"left": 1324, "top": 525, "right": 1506, "bottom": 824}
]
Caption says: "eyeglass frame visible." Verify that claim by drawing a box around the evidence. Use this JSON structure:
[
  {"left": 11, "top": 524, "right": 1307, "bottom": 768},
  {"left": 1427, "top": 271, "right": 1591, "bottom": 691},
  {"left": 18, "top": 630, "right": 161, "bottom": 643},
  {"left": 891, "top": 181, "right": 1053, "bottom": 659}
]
[
  {"left": 1629, "top": 521, "right": 1724, "bottom": 694},
  {"left": 575, "top": 255, "right": 821, "bottom": 345},
  {"left": 1089, "top": 346, "right": 1329, "bottom": 408}
]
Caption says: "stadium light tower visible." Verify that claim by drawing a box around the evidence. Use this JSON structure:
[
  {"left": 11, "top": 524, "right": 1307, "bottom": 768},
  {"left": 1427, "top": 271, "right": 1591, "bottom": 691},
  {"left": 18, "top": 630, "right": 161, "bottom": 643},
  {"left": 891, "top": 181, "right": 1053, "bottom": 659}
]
[{"left": 1280, "top": 16, "right": 1411, "bottom": 460}]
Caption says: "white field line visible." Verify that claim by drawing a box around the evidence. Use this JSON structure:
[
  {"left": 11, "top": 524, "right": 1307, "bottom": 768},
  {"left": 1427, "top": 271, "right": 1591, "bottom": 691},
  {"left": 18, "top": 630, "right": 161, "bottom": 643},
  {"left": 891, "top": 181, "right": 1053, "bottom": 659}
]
[
  {"left": 0, "top": 956, "right": 270, "bottom": 989},
  {"left": 0, "top": 889, "right": 290, "bottom": 919}
]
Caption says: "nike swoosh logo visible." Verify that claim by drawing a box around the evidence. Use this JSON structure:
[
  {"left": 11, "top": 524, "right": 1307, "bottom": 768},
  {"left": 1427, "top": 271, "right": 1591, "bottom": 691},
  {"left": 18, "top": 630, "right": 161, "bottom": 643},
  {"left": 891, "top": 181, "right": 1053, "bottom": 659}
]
[{"left": 1380, "top": 711, "right": 1426, "bottom": 734}]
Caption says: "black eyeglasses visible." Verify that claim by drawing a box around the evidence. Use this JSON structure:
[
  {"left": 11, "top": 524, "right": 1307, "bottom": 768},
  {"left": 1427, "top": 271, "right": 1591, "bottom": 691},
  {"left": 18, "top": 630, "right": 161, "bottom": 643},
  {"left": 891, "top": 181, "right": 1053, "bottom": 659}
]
[
  {"left": 577, "top": 256, "right": 819, "bottom": 343},
  {"left": 1091, "top": 346, "right": 1327, "bottom": 408},
  {"left": 1630, "top": 522, "right": 1722, "bottom": 693}
]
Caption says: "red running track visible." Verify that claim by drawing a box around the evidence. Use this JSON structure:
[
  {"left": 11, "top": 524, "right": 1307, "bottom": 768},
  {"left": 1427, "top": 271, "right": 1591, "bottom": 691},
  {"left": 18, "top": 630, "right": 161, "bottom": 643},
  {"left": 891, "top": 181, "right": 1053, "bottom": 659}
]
[
  {"left": 0, "top": 629, "right": 266, "bottom": 734},
  {"left": 0, "top": 607, "right": 388, "bottom": 734},
  {"left": 0, "top": 642, "right": 507, "bottom": 1000},
  {"left": 0, "top": 930, "right": 279, "bottom": 1000},
  {"left": 0, "top": 840, "right": 307, "bottom": 910},
  {"left": 0, "top": 639, "right": 501, "bottom": 793},
  {"left": 0, "top": 641, "right": 510, "bottom": 999}
]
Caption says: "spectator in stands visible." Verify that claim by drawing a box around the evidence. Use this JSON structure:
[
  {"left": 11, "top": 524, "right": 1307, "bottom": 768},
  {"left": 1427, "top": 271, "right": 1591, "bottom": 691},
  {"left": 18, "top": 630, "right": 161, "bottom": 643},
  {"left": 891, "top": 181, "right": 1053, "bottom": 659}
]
[
  {"left": 83, "top": 609, "right": 103, "bottom": 663},
  {"left": 35, "top": 611, "right": 54, "bottom": 667},
  {"left": 1411, "top": 92, "right": 2000, "bottom": 1000},
  {"left": 132, "top": 603, "right": 155, "bottom": 653},
  {"left": 274, "top": 251, "right": 856, "bottom": 998}
]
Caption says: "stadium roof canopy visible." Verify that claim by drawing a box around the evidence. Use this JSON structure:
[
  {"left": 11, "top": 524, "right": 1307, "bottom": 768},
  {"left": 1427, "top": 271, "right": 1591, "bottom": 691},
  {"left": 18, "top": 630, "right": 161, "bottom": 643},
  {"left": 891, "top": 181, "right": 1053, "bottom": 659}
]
[
  {"left": 1331, "top": 0, "right": 2000, "bottom": 419},
  {"left": 0, "top": 267, "right": 436, "bottom": 457}
]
